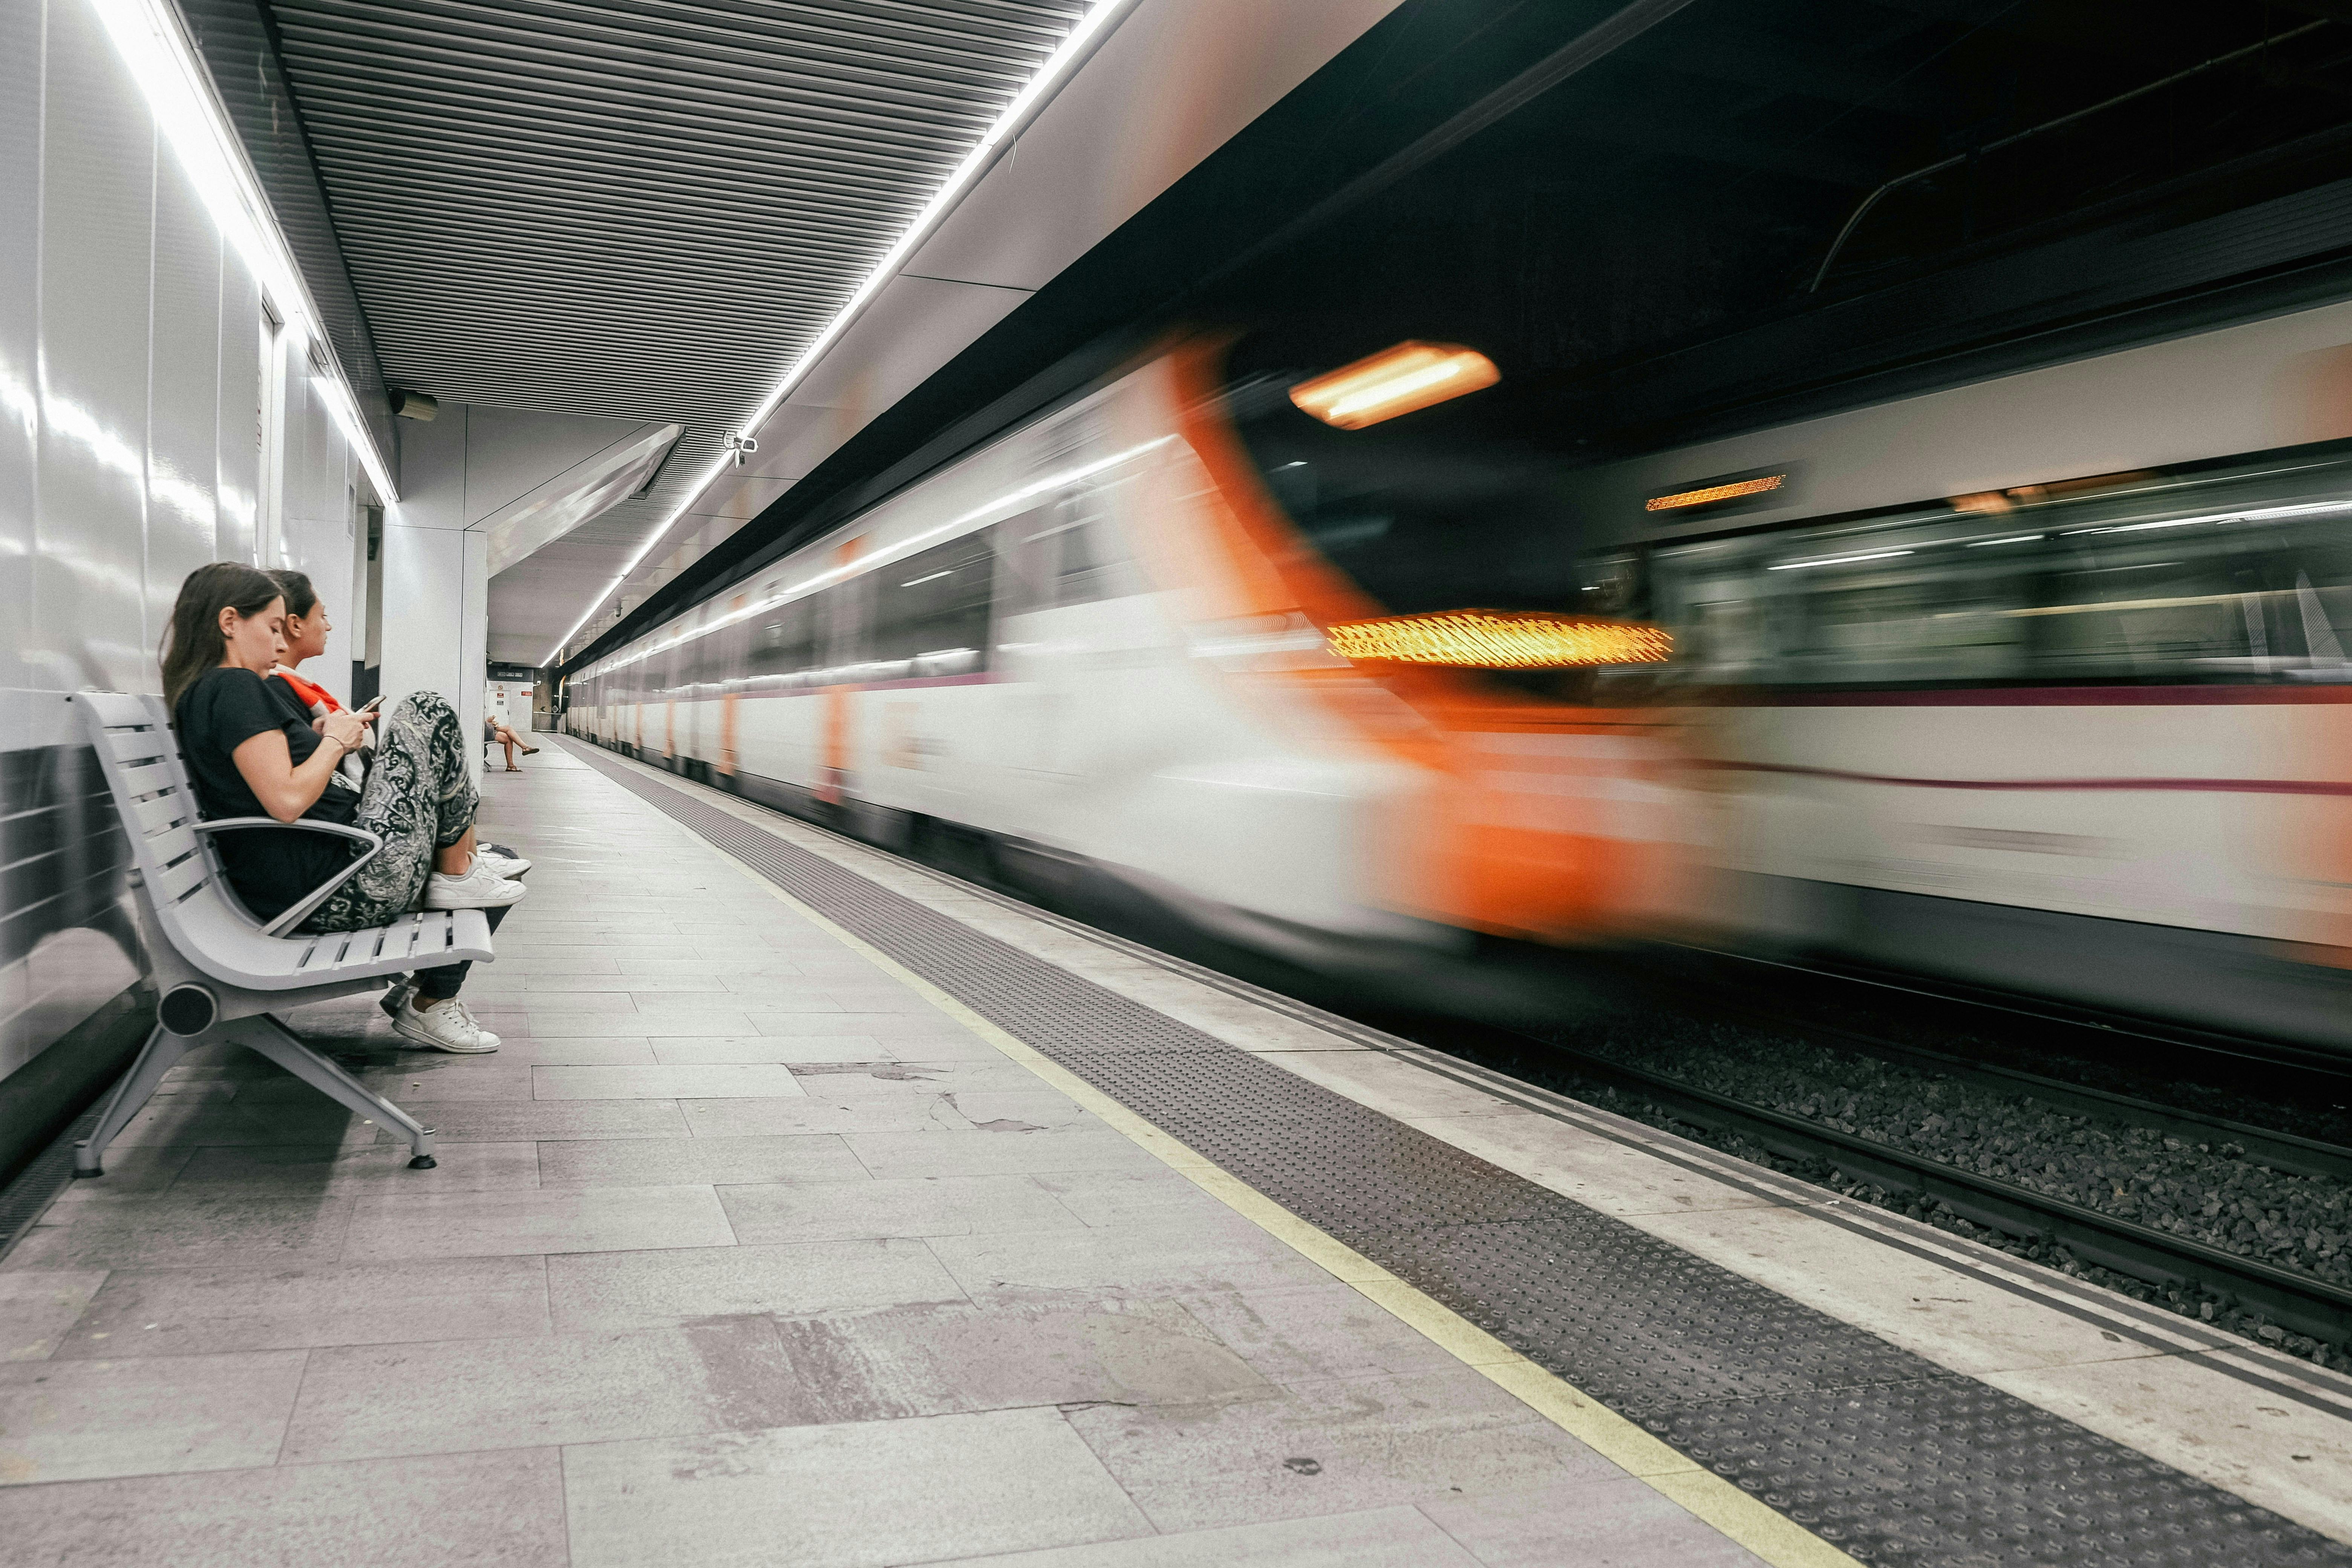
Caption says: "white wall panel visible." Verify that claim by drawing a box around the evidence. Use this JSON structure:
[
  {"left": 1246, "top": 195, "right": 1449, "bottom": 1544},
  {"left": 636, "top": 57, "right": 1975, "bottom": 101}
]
[
  {"left": 214, "top": 265, "right": 260, "bottom": 564},
  {"left": 3, "top": 0, "right": 366, "bottom": 1110},
  {"left": 145, "top": 152, "right": 222, "bottom": 632},
  {"left": 34, "top": 0, "right": 153, "bottom": 694},
  {"left": 0, "top": 0, "right": 39, "bottom": 695}
]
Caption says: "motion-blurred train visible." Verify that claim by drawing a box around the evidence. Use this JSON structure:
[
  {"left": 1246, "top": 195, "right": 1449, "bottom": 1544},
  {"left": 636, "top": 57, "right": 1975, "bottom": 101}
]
[{"left": 569, "top": 305, "right": 2352, "bottom": 1051}]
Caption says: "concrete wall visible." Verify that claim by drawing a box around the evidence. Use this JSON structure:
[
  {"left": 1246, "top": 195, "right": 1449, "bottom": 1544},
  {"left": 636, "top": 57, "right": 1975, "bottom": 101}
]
[{"left": 0, "top": 0, "right": 368, "bottom": 1170}]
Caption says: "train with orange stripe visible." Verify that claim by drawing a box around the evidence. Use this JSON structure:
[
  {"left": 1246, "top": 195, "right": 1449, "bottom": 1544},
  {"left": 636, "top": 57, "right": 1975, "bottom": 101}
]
[{"left": 567, "top": 306, "right": 2352, "bottom": 1049}]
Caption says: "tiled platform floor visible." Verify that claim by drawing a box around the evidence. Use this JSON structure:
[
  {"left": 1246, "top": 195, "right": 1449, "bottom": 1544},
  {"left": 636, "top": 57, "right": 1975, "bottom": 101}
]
[{"left": 0, "top": 746, "right": 1764, "bottom": 1567}]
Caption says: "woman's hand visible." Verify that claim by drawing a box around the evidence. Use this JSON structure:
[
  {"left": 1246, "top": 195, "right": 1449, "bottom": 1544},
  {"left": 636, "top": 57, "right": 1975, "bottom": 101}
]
[{"left": 321, "top": 709, "right": 367, "bottom": 752}]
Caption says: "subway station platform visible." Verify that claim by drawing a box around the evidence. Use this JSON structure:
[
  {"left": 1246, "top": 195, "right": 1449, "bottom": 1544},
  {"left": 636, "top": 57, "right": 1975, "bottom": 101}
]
[{"left": 5, "top": 741, "right": 2352, "bottom": 1567}]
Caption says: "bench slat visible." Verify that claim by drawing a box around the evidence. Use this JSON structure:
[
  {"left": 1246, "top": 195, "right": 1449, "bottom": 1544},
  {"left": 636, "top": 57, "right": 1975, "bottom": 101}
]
[
  {"left": 148, "top": 824, "right": 199, "bottom": 868},
  {"left": 153, "top": 853, "right": 209, "bottom": 903},
  {"left": 130, "top": 795, "right": 195, "bottom": 839},
  {"left": 118, "top": 761, "right": 178, "bottom": 799},
  {"left": 103, "top": 726, "right": 170, "bottom": 764}
]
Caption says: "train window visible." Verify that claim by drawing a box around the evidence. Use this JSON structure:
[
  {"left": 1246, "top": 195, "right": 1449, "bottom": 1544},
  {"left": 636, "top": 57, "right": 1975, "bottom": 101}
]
[
  {"left": 750, "top": 596, "right": 816, "bottom": 681},
  {"left": 1226, "top": 372, "right": 1580, "bottom": 614},
  {"left": 1648, "top": 460, "right": 2352, "bottom": 688},
  {"left": 869, "top": 534, "right": 993, "bottom": 676},
  {"left": 995, "top": 496, "right": 1139, "bottom": 612}
]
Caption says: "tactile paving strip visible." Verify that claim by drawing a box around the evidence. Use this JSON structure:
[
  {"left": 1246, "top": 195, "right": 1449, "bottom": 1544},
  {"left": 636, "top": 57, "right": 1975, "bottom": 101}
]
[{"left": 565, "top": 740, "right": 2352, "bottom": 1567}]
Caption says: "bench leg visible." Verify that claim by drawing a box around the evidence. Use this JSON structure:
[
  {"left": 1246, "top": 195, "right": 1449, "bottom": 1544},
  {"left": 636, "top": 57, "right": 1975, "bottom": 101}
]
[
  {"left": 231, "top": 1015, "right": 440, "bottom": 1170},
  {"left": 74, "top": 1023, "right": 193, "bottom": 1178}
]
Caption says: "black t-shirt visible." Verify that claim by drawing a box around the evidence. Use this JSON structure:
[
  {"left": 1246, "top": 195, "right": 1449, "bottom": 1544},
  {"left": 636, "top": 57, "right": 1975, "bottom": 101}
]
[{"left": 175, "top": 666, "right": 363, "bottom": 922}]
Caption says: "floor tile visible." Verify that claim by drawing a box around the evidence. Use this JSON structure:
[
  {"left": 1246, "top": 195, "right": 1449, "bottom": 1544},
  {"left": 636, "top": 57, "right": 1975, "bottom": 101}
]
[
  {"left": 522, "top": 973, "right": 747, "bottom": 992},
  {"left": 10, "top": 1196, "right": 353, "bottom": 1271},
  {"left": 547, "top": 1239, "right": 967, "bottom": 1331},
  {"left": 774, "top": 1297, "right": 1274, "bottom": 1424},
  {"left": 720, "top": 1174, "right": 1086, "bottom": 1243},
  {"left": 1416, "top": 1476, "right": 1769, "bottom": 1567},
  {"left": 752, "top": 1012, "right": 993, "bottom": 1043},
  {"left": 680, "top": 1095, "right": 972, "bottom": 1138},
  {"left": 37, "top": 1147, "right": 192, "bottom": 1205},
  {"left": 0, "top": 1349, "right": 308, "bottom": 1483},
  {"left": 944, "top": 1091, "right": 1099, "bottom": 1133},
  {"left": 280, "top": 1316, "right": 802, "bottom": 1462},
  {"left": 1064, "top": 1370, "right": 1621, "bottom": 1533},
  {"left": 650, "top": 1034, "right": 893, "bottom": 1064},
  {"left": 539, "top": 1134, "right": 865, "bottom": 1187},
  {"left": 1032, "top": 1171, "right": 1229, "bottom": 1228},
  {"left": 561, "top": 1406, "right": 1150, "bottom": 1568},
  {"left": 526, "top": 1008, "right": 760, "bottom": 1038},
  {"left": 0, "top": 1446, "right": 568, "bottom": 1567},
  {"left": 929, "top": 1217, "right": 1329, "bottom": 1303},
  {"left": 844, "top": 1127, "right": 1163, "bottom": 1180},
  {"left": 0, "top": 1272, "right": 109, "bottom": 1361},
  {"left": 53, "top": 1257, "right": 549, "bottom": 1358},
  {"left": 389, "top": 1099, "right": 689, "bottom": 1142},
  {"left": 159, "top": 1142, "right": 538, "bottom": 1204},
  {"left": 784, "top": 1060, "right": 1047, "bottom": 1099},
  {"left": 372, "top": 1064, "right": 535, "bottom": 1102},
  {"left": 814, "top": 987, "right": 942, "bottom": 1015},
  {"left": 936, "top": 1505, "right": 1483, "bottom": 1566},
  {"left": 160, "top": 1142, "right": 541, "bottom": 1199},
  {"left": 102, "top": 1089, "right": 363, "bottom": 1152},
  {"left": 1168, "top": 1284, "right": 1463, "bottom": 1387},
  {"left": 534, "top": 1064, "right": 807, "bottom": 1100},
  {"left": 341, "top": 1184, "right": 734, "bottom": 1261},
  {"left": 432, "top": 1037, "right": 660, "bottom": 1066}
]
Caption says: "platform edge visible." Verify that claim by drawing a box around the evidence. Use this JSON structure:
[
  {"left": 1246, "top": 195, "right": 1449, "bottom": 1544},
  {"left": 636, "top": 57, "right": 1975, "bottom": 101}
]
[{"left": 703, "top": 844, "right": 1868, "bottom": 1568}]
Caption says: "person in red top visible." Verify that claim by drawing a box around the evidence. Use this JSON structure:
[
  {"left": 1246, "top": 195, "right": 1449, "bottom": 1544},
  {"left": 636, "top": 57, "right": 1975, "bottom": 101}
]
[{"left": 267, "top": 569, "right": 533, "bottom": 895}]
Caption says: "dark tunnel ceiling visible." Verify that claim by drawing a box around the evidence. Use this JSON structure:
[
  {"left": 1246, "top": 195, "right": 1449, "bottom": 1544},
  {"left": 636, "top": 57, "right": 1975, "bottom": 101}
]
[
  {"left": 564, "top": 0, "right": 2352, "bottom": 672},
  {"left": 1220, "top": 0, "right": 2352, "bottom": 455}
]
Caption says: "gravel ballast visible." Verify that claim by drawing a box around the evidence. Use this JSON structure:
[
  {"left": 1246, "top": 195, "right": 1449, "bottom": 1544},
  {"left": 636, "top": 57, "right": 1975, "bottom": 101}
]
[{"left": 1504, "top": 1015, "right": 2352, "bottom": 1368}]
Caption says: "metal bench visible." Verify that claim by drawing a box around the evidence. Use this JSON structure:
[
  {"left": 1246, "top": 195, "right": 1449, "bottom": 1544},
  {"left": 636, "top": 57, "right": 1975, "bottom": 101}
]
[{"left": 71, "top": 691, "right": 496, "bottom": 1175}]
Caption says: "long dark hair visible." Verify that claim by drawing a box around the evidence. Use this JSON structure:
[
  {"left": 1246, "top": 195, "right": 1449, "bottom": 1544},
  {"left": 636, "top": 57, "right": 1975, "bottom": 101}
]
[
  {"left": 271, "top": 569, "right": 319, "bottom": 619},
  {"left": 161, "top": 562, "right": 283, "bottom": 712}
]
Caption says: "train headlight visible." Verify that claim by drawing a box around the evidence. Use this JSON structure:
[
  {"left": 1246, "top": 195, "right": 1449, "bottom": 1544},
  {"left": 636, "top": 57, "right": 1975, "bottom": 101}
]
[{"left": 1325, "top": 611, "right": 1671, "bottom": 669}]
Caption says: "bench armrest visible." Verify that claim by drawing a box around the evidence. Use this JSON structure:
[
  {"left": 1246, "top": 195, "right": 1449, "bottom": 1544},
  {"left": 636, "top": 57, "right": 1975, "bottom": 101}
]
[{"left": 191, "top": 818, "right": 386, "bottom": 938}]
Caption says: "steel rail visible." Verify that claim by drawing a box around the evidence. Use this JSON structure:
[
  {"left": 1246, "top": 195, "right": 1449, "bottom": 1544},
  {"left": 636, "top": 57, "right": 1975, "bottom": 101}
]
[
  {"left": 1524, "top": 1031, "right": 2352, "bottom": 1347},
  {"left": 1795, "top": 1023, "right": 2352, "bottom": 1185}
]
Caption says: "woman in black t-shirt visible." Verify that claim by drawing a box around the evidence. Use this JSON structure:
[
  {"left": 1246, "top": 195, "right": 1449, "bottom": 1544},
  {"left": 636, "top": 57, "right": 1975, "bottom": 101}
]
[{"left": 162, "top": 563, "right": 526, "bottom": 1053}]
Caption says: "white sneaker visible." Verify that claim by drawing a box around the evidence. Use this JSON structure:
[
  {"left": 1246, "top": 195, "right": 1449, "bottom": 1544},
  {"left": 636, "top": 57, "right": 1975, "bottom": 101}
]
[
  {"left": 423, "top": 858, "right": 528, "bottom": 909},
  {"left": 479, "top": 847, "right": 532, "bottom": 877},
  {"left": 391, "top": 996, "right": 501, "bottom": 1053}
]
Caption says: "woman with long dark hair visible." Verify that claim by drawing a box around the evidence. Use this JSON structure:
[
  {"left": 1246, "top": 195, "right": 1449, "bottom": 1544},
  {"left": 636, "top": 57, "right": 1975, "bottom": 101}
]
[{"left": 162, "top": 562, "right": 523, "bottom": 1053}]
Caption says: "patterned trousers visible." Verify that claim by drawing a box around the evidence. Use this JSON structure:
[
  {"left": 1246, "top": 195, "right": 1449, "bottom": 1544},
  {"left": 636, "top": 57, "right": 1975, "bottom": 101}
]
[{"left": 306, "top": 691, "right": 478, "bottom": 933}]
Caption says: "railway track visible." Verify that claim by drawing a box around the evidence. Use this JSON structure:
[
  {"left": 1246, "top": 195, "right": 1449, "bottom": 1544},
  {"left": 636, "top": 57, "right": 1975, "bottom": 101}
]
[{"left": 1506, "top": 1026, "right": 2352, "bottom": 1350}]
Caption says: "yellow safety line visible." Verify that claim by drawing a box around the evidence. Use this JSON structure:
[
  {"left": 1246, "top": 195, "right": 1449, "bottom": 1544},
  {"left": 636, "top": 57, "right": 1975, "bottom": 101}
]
[{"left": 688, "top": 821, "right": 1860, "bottom": 1568}]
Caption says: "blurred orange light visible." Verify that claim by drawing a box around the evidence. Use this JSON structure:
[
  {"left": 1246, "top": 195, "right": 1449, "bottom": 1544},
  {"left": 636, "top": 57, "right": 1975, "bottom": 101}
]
[
  {"left": 1327, "top": 610, "right": 1671, "bottom": 669},
  {"left": 1289, "top": 342, "right": 1500, "bottom": 430},
  {"left": 1646, "top": 474, "right": 1785, "bottom": 512}
]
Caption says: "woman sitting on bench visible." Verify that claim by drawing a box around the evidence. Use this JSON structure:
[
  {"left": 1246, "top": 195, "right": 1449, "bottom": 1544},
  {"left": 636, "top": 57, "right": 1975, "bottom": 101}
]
[{"left": 163, "top": 562, "right": 525, "bottom": 1054}]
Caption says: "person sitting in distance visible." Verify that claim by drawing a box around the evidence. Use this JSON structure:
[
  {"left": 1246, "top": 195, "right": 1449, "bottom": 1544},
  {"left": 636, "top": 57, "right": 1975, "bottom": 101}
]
[
  {"left": 164, "top": 562, "right": 522, "bottom": 1054},
  {"left": 484, "top": 712, "right": 537, "bottom": 772}
]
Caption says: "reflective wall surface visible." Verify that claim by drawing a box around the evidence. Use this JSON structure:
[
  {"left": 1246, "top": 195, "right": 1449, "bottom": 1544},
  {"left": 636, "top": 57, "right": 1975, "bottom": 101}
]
[{"left": 0, "top": 0, "right": 364, "bottom": 1152}]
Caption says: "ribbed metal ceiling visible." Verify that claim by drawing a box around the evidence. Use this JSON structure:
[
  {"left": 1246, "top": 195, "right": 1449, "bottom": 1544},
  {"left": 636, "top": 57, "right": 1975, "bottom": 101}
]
[{"left": 265, "top": 0, "right": 1091, "bottom": 427}]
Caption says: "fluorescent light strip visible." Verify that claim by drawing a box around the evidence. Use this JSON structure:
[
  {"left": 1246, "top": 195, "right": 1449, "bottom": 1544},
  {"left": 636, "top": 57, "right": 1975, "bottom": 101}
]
[
  {"left": 87, "top": 0, "right": 398, "bottom": 505},
  {"left": 1767, "top": 549, "right": 1913, "bottom": 571},
  {"left": 545, "top": 0, "right": 1145, "bottom": 668},
  {"left": 588, "top": 437, "right": 1173, "bottom": 675},
  {"left": 2063, "top": 499, "right": 2352, "bottom": 536}
]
